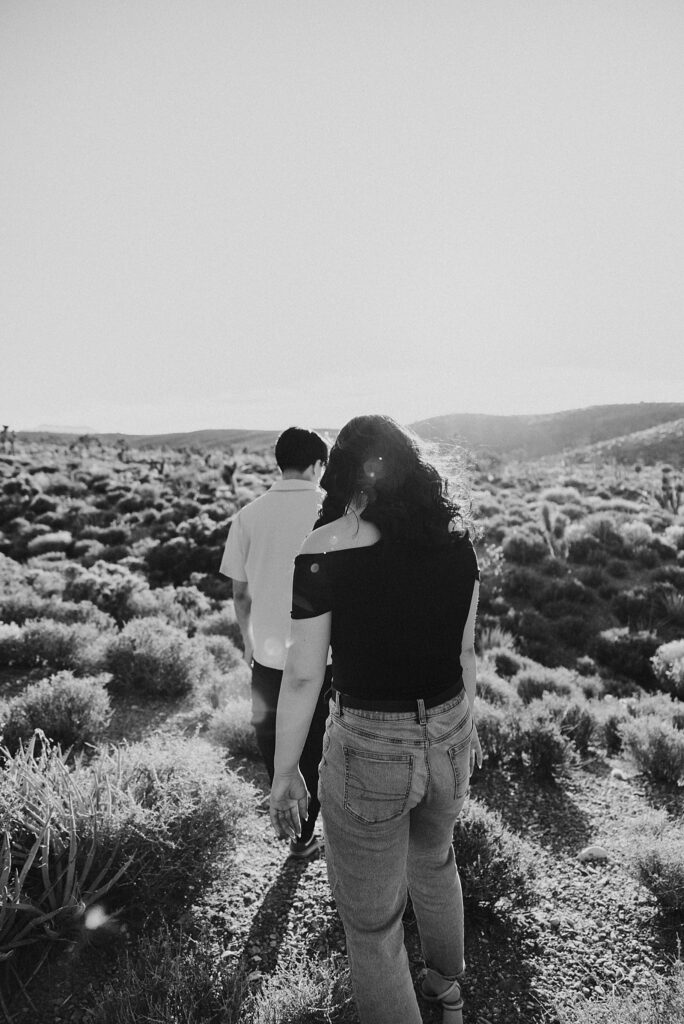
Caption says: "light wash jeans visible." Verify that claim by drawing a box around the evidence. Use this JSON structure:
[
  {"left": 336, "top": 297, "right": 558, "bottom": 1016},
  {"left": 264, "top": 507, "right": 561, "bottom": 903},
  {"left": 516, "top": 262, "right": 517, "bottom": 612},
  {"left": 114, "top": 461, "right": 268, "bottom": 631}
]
[{"left": 318, "top": 688, "right": 473, "bottom": 1024}]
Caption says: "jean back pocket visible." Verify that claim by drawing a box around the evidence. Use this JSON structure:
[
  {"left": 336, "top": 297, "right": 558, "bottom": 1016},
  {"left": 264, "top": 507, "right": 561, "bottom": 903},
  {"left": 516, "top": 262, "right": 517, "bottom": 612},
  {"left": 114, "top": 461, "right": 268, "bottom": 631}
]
[{"left": 343, "top": 746, "right": 414, "bottom": 824}]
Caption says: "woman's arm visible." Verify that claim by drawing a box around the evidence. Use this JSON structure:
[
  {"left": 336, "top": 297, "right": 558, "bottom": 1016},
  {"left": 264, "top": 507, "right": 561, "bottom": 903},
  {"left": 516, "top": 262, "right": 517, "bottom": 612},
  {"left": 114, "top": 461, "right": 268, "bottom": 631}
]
[
  {"left": 270, "top": 611, "right": 331, "bottom": 839},
  {"left": 460, "top": 581, "right": 482, "bottom": 774}
]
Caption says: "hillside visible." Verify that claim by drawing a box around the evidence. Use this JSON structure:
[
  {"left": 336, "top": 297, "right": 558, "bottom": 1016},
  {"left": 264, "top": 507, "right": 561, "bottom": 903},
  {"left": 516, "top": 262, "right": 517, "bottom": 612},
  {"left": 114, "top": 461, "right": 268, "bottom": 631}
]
[
  {"left": 18, "top": 427, "right": 282, "bottom": 451},
  {"left": 411, "top": 403, "right": 684, "bottom": 458},
  {"left": 568, "top": 417, "right": 684, "bottom": 468}
]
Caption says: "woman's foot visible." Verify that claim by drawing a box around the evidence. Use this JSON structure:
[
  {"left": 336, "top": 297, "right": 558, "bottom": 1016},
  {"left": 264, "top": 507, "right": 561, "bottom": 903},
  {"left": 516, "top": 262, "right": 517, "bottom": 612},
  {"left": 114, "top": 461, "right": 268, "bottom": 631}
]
[{"left": 420, "top": 969, "right": 464, "bottom": 1024}]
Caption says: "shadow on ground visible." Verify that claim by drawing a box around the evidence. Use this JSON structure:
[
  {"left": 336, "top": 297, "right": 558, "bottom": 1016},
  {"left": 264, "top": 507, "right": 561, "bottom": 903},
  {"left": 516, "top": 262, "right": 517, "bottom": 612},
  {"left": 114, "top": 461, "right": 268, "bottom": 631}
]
[{"left": 471, "top": 765, "right": 595, "bottom": 855}]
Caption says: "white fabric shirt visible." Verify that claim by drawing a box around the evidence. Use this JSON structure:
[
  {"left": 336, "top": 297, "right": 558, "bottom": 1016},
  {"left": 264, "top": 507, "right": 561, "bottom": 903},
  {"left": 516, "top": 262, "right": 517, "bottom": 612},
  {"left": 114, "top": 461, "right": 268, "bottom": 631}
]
[{"left": 219, "top": 479, "right": 323, "bottom": 670}]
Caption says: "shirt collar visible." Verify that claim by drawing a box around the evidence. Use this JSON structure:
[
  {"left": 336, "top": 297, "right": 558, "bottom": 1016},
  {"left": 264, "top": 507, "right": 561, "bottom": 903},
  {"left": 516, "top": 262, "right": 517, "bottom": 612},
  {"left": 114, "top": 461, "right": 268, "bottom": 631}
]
[{"left": 269, "top": 479, "right": 319, "bottom": 492}]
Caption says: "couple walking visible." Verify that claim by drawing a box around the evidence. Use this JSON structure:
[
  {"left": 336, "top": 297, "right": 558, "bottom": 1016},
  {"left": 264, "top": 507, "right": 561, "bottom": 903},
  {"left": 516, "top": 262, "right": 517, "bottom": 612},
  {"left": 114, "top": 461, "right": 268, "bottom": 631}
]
[{"left": 221, "top": 416, "right": 481, "bottom": 1024}]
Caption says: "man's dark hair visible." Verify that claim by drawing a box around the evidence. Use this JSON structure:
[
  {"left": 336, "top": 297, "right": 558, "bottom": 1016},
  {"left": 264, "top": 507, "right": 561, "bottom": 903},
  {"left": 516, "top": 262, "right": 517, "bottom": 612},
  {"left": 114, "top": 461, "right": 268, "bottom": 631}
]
[{"left": 275, "top": 427, "right": 328, "bottom": 472}]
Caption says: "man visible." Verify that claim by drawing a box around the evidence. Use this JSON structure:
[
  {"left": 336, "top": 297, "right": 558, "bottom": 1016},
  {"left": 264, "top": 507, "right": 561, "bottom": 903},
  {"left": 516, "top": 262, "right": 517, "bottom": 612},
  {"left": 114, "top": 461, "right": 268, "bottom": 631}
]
[{"left": 220, "top": 426, "right": 330, "bottom": 858}]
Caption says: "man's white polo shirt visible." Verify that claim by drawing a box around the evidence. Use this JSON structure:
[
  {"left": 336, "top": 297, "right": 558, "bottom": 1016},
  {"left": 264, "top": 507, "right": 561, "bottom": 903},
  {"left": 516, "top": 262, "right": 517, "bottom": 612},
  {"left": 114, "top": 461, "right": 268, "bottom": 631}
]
[{"left": 219, "top": 479, "right": 323, "bottom": 670}]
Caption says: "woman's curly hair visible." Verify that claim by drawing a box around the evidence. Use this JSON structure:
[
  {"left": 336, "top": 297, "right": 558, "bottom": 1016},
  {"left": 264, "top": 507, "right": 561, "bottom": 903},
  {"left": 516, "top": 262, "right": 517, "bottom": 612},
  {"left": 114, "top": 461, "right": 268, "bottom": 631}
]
[{"left": 316, "top": 414, "right": 470, "bottom": 546}]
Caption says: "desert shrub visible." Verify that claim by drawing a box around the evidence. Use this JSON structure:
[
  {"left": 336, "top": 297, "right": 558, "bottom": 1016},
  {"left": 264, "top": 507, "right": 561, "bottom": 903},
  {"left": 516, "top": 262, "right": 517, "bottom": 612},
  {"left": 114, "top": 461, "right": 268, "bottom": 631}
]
[
  {"left": 619, "top": 520, "right": 654, "bottom": 550},
  {"left": 515, "top": 665, "right": 577, "bottom": 705},
  {"left": 0, "top": 618, "right": 106, "bottom": 673},
  {"left": 651, "top": 639, "right": 684, "bottom": 699},
  {"left": 477, "top": 623, "right": 516, "bottom": 652},
  {"left": 206, "top": 699, "right": 260, "bottom": 758},
  {"left": 565, "top": 527, "right": 608, "bottom": 566},
  {"left": 620, "top": 716, "right": 684, "bottom": 785},
  {"left": 623, "top": 810, "right": 684, "bottom": 918},
  {"left": 105, "top": 617, "right": 211, "bottom": 697},
  {"left": 664, "top": 524, "right": 684, "bottom": 550},
  {"left": 541, "top": 694, "right": 597, "bottom": 756},
  {"left": 484, "top": 647, "right": 523, "bottom": 680},
  {"left": 25, "top": 530, "right": 73, "bottom": 556},
  {"left": 249, "top": 952, "right": 354, "bottom": 1024},
  {"left": 473, "top": 700, "right": 508, "bottom": 766},
  {"left": 0, "top": 621, "right": 23, "bottom": 665},
  {"left": 606, "top": 558, "right": 629, "bottom": 578},
  {"left": 0, "top": 592, "right": 114, "bottom": 631},
  {"left": 594, "top": 699, "right": 631, "bottom": 755},
  {"left": 575, "top": 654, "right": 597, "bottom": 676},
  {"left": 477, "top": 667, "right": 518, "bottom": 705},
  {"left": 452, "top": 800, "right": 537, "bottom": 910},
  {"left": 197, "top": 603, "right": 244, "bottom": 650},
  {"left": 576, "top": 673, "right": 604, "bottom": 699},
  {"left": 198, "top": 634, "right": 243, "bottom": 675},
  {"left": 63, "top": 561, "right": 153, "bottom": 625},
  {"left": 513, "top": 609, "right": 563, "bottom": 666},
  {"left": 507, "top": 702, "right": 573, "bottom": 780},
  {"left": 541, "top": 486, "right": 582, "bottom": 505},
  {"left": 0, "top": 671, "right": 111, "bottom": 753},
  {"left": 593, "top": 628, "right": 660, "bottom": 687},
  {"left": 501, "top": 566, "right": 541, "bottom": 600},
  {"left": 501, "top": 529, "right": 548, "bottom": 565}
]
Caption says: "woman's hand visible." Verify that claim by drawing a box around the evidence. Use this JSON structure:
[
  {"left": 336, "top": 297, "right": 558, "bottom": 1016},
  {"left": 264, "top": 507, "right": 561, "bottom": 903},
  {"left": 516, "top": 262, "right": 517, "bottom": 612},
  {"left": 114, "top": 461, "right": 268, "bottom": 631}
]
[
  {"left": 269, "top": 770, "right": 309, "bottom": 841},
  {"left": 469, "top": 724, "right": 483, "bottom": 776}
]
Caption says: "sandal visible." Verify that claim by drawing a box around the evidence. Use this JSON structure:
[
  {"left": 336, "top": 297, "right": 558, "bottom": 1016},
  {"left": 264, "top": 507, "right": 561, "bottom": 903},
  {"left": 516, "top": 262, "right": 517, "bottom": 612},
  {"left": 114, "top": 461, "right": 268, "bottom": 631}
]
[{"left": 420, "top": 970, "right": 464, "bottom": 1024}]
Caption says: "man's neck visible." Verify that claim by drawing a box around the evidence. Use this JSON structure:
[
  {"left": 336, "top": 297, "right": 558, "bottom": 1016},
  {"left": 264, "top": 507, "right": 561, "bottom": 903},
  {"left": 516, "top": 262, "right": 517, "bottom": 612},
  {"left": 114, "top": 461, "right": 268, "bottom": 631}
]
[{"left": 281, "top": 470, "right": 313, "bottom": 482}]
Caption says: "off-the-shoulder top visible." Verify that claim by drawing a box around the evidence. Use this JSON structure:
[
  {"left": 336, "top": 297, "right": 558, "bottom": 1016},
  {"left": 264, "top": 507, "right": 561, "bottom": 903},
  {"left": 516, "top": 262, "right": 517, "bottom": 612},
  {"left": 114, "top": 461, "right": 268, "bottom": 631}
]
[{"left": 291, "top": 534, "right": 479, "bottom": 702}]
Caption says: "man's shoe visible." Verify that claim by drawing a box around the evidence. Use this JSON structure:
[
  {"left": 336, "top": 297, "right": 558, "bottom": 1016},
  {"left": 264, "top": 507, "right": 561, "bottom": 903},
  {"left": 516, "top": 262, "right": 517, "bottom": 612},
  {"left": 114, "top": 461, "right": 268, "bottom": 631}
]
[{"left": 288, "top": 835, "right": 321, "bottom": 860}]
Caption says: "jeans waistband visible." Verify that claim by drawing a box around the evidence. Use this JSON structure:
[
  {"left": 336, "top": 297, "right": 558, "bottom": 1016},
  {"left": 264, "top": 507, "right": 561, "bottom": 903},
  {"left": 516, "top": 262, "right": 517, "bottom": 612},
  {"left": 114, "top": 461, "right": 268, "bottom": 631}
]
[{"left": 331, "top": 682, "right": 463, "bottom": 714}]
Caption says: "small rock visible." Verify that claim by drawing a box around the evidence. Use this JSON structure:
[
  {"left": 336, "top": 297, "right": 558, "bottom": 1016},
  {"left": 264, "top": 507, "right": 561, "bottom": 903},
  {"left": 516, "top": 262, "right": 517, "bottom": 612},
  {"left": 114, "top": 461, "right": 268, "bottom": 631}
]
[
  {"left": 610, "top": 768, "right": 631, "bottom": 781},
  {"left": 549, "top": 916, "right": 561, "bottom": 930},
  {"left": 578, "top": 845, "right": 609, "bottom": 862}
]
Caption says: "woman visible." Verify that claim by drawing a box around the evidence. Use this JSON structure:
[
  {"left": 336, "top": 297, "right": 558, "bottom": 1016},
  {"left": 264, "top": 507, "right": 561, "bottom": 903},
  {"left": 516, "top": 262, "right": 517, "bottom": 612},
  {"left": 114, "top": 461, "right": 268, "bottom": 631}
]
[{"left": 269, "top": 415, "right": 481, "bottom": 1024}]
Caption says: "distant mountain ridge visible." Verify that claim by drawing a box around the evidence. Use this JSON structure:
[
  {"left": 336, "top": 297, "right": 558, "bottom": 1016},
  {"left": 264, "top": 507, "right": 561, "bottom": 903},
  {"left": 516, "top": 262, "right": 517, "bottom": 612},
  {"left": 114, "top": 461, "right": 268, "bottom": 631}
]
[
  {"left": 17, "top": 403, "right": 684, "bottom": 463},
  {"left": 411, "top": 403, "right": 684, "bottom": 460}
]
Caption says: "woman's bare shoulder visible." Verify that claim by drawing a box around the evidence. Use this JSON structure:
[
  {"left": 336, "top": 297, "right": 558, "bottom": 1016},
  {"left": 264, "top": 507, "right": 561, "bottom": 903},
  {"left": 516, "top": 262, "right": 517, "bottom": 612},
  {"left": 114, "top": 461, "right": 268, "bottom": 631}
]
[
  {"left": 299, "top": 516, "right": 381, "bottom": 555},
  {"left": 299, "top": 520, "right": 346, "bottom": 555}
]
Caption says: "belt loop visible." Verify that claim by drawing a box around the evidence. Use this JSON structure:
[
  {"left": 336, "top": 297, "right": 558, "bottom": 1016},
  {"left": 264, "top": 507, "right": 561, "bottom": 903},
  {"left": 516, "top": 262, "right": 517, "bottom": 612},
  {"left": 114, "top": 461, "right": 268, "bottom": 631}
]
[
  {"left": 417, "top": 698, "right": 426, "bottom": 724},
  {"left": 334, "top": 690, "right": 342, "bottom": 716}
]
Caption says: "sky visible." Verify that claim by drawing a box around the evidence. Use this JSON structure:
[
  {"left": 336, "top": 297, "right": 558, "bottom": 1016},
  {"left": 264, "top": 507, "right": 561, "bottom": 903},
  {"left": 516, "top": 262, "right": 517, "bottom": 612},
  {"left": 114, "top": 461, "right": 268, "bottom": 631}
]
[{"left": 2, "top": 0, "right": 684, "bottom": 434}]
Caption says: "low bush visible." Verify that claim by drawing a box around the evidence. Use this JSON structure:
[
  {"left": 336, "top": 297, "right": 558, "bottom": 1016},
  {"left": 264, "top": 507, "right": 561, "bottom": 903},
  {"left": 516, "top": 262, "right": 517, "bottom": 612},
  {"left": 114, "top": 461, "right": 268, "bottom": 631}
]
[
  {"left": 62, "top": 561, "right": 153, "bottom": 626},
  {"left": 515, "top": 666, "right": 577, "bottom": 705},
  {"left": 250, "top": 950, "right": 354, "bottom": 1024},
  {"left": 25, "top": 530, "right": 73, "bottom": 556},
  {"left": 594, "top": 699, "right": 631, "bottom": 755},
  {"left": 624, "top": 809, "right": 684, "bottom": 917},
  {"left": 541, "top": 694, "right": 597, "bottom": 756},
  {"left": 198, "top": 634, "right": 244, "bottom": 674},
  {"left": 0, "top": 619, "right": 106, "bottom": 673},
  {"left": 477, "top": 667, "right": 518, "bottom": 705},
  {"left": 501, "top": 529, "right": 548, "bottom": 565},
  {"left": 620, "top": 716, "right": 684, "bottom": 785},
  {"left": 507, "top": 702, "right": 573, "bottom": 780},
  {"left": 453, "top": 800, "right": 537, "bottom": 910},
  {"left": 207, "top": 699, "right": 260, "bottom": 759},
  {"left": 651, "top": 639, "right": 684, "bottom": 699},
  {"left": 485, "top": 646, "right": 523, "bottom": 680},
  {"left": 196, "top": 603, "right": 244, "bottom": 651},
  {"left": 0, "top": 671, "right": 111, "bottom": 753},
  {"left": 473, "top": 700, "right": 508, "bottom": 767},
  {"left": 105, "top": 617, "right": 212, "bottom": 697},
  {"left": 593, "top": 628, "right": 660, "bottom": 688}
]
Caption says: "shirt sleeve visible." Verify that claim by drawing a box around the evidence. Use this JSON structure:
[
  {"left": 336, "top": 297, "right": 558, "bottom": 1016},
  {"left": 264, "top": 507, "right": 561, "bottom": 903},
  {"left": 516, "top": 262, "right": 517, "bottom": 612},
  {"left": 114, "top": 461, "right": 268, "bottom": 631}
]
[
  {"left": 291, "top": 554, "right": 333, "bottom": 619},
  {"left": 219, "top": 513, "right": 248, "bottom": 581}
]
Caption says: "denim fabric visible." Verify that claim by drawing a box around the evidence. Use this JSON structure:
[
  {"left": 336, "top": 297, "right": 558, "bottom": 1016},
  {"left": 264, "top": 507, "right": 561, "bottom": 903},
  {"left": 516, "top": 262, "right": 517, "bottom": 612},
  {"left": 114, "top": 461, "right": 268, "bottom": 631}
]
[
  {"left": 318, "top": 689, "right": 473, "bottom": 1024},
  {"left": 251, "top": 660, "right": 331, "bottom": 845}
]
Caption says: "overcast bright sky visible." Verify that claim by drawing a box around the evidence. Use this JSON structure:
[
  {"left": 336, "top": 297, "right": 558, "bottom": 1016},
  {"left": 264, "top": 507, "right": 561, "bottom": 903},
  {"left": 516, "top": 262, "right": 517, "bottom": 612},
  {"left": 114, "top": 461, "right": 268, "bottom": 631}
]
[{"left": 2, "top": 1, "right": 683, "bottom": 433}]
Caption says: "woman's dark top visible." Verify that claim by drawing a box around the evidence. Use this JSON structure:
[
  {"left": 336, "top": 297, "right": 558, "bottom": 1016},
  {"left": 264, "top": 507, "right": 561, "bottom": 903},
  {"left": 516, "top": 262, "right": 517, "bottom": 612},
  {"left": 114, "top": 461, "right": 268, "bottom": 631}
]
[{"left": 291, "top": 533, "right": 479, "bottom": 702}]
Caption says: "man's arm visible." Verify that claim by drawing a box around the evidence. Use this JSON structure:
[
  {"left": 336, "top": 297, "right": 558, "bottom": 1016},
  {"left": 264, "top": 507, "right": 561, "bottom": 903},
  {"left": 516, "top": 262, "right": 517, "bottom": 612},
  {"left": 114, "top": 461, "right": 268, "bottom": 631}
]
[{"left": 232, "top": 579, "right": 254, "bottom": 666}]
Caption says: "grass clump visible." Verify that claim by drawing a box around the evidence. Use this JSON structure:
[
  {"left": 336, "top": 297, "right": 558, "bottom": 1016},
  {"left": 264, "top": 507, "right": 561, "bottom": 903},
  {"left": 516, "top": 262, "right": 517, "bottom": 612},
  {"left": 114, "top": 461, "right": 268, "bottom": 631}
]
[
  {"left": 0, "top": 671, "right": 111, "bottom": 753},
  {"left": 453, "top": 800, "right": 537, "bottom": 911},
  {"left": 87, "top": 926, "right": 249, "bottom": 1024},
  {"left": 105, "top": 616, "right": 211, "bottom": 697},
  {"left": 508, "top": 701, "right": 574, "bottom": 780},
  {"left": 515, "top": 665, "right": 577, "bottom": 705}
]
